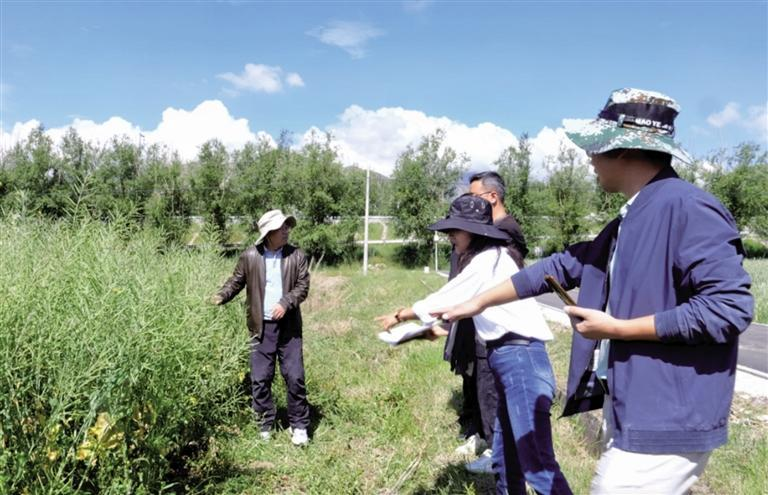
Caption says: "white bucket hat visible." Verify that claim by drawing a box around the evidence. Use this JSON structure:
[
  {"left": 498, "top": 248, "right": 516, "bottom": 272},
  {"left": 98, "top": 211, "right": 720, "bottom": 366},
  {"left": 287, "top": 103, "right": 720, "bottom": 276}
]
[{"left": 255, "top": 209, "right": 296, "bottom": 245}]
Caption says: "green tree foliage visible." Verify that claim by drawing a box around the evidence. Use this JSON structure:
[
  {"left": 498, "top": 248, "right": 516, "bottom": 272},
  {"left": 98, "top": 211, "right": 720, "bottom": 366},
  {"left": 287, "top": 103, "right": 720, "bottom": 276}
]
[
  {"left": 705, "top": 142, "right": 768, "bottom": 238},
  {"left": 1, "top": 125, "right": 70, "bottom": 216},
  {"left": 230, "top": 138, "right": 283, "bottom": 218},
  {"left": 495, "top": 133, "right": 546, "bottom": 240},
  {"left": 389, "top": 130, "right": 466, "bottom": 256},
  {"left": 281, "top": 133, "right": 361, "bottom": 265},
  {"left": 143, "top": 146, "right": 190, "bottom": 245},
  {"left": 87, "top": 137, "right": 147, "bottom": 220},
  {"left": 543, "top": 146, "right": 594, "bottom": 252},
  {"left": 189, "top": 139, "right": 231, "bottom": 237}
]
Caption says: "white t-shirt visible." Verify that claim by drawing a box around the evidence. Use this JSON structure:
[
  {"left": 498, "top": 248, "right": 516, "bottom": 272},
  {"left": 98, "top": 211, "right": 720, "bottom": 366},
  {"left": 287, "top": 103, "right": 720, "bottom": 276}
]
[{"left": 412, "top": 248, "right": 553, "bottom": 342}]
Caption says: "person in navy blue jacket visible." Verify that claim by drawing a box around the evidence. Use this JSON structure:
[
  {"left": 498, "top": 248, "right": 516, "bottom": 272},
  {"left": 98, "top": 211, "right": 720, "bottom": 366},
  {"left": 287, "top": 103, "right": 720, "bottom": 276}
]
[{"left": 438, "top": 88, "right": 754, "bottom": 494}]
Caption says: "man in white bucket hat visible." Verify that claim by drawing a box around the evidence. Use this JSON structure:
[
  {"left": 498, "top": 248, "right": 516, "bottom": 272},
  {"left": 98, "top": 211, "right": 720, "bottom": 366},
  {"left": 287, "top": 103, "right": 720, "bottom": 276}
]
[
  {"left": 212, "top": 209, "right": 311, "bottom": 446},
  {"left": 440, "top": 88, "right": 753, "bottom": 493}
]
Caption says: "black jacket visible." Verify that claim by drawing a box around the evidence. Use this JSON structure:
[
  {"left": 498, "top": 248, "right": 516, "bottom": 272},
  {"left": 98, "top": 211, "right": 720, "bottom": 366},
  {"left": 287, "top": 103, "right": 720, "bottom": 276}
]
[{"left": 216, "top": 243, "right": 310, "bottom": 339}]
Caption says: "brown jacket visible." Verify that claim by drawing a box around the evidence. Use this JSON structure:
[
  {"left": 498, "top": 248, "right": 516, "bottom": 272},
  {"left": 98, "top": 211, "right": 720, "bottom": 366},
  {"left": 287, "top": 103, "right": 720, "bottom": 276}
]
[{"left": 216, "top": 243, "right": 310, "bottom": 339}]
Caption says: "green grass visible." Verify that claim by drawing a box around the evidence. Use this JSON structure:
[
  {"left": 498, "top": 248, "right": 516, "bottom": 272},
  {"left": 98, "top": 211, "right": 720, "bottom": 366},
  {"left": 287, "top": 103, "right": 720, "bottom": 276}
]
[
  {"left": 198, "top": 266, "right": 598, "bottom": 494},
  {"left": 745, "top": 259, "right": 768, "bottom": 323},
  {"left": 2, "top": 218, "right": 765, "bottom": 493},
  {"left": 357, "top": 222, "right": 384, "bottom": 241},
  {"left": 202, "top": 266, "right": 765, "bottom": 494}
]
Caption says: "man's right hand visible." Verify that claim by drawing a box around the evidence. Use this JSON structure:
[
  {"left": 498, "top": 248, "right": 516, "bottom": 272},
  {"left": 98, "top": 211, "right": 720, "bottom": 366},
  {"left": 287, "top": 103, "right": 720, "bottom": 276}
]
[{"left": 210, "top": 294, "right": 223, "bottom": 305}]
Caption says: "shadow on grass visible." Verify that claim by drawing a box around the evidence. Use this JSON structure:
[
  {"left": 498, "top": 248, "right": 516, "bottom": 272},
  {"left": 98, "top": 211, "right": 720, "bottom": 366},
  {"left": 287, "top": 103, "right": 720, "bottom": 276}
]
[
  {"left": 411, "top": 463, "right": 495, "bottom": 494},
  {"left": 273, "top": 403, "right": 326, "bottom": 437}
]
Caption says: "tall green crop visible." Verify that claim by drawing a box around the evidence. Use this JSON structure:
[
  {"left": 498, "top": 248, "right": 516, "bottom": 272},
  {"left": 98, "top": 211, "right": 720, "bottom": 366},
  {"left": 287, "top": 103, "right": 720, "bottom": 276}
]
[{"left": 0, "top": 217, "right": 249, "bottom": 493}]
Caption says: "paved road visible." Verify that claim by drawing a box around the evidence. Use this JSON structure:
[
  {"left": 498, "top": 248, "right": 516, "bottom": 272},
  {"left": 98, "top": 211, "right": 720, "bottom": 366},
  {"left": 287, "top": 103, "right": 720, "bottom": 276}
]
[{"left": 535, "top": 291, "right": 768, "bottom": 374}]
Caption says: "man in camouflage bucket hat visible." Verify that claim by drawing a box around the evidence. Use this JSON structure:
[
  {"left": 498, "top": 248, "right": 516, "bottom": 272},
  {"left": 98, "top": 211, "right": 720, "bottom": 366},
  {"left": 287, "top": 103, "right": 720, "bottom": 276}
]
[
  {"left": 439, "top": 88, "right": 753, "bottom": 494},
  {"left": 565, "top": 87, "right": 692, "bottom": 164}
]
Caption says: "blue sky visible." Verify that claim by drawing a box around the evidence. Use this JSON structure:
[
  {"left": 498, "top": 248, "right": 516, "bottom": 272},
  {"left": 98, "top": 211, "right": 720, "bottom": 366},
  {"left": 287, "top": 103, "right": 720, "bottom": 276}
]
[{"left": 2, "top": 1, "right": 766, "bottom": 176}]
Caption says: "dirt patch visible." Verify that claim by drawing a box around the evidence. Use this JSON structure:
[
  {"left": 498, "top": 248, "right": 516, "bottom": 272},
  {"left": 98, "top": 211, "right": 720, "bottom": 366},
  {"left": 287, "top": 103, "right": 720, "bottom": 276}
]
[
  {"left": 313, "top": 317, "right": 354, "bottom": 337},
  {"left": 731, "top": 393, "right": 768, "bottom": 431},
  {"left": 304, "top": 274, "right": 348, "bottom": 313}
]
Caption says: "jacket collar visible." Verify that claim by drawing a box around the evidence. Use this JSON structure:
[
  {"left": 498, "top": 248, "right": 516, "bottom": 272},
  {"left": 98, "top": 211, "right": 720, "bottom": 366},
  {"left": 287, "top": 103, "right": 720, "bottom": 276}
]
[{"left": 624, "top": 166, "right": 680, "bottom": 219}]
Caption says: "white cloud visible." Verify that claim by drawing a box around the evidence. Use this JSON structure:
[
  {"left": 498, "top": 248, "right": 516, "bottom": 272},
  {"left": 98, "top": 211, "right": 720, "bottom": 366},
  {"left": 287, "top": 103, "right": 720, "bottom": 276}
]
[
  {"left": 286, "top": 72, "right": 305, "bottom": 87},
  {"left": 1, "top": 119, "right": 40, "bottom": 155},
  {"left": 706, "top": 101, "right": 768, "bottom": 144},
  {"left": 1, "top": 101, "right": 582, "bottom": 178},
  {"left": 150, "top": 100, "right": 267, "bottom": 159},
  {"left": 745, "top": 103, "right": 768, "bottom": 140},
  {"left": 707, "top": 102, "right": 741, "bottom": 128},
  {"left": 307, "top": 21, "right": 384, "bottom": 59},
  {"left": 0, "top": 100, "right": 274, "bottom": 161},
  {"left": 47, "top": 116, "right": 142, "bottom": 148},
  {"left": 297, "top": 104, "right": 580, "bottom": 178},
  {"left": 216, "top": 63, "right": 304, "bottom": 94}
]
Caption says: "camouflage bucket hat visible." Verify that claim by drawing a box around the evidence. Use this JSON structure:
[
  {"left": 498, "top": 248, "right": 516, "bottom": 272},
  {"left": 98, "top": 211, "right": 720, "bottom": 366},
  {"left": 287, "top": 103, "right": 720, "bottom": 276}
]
[{"left": 565, "top": 88, "right": 692, "bottom": 164}]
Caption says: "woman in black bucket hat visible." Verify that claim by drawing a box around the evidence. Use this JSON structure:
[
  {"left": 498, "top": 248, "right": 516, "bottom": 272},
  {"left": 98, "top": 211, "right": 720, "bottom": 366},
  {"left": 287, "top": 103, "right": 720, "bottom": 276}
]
[{"left": 376, "top": 194, "right": 572, "bottom": 495}]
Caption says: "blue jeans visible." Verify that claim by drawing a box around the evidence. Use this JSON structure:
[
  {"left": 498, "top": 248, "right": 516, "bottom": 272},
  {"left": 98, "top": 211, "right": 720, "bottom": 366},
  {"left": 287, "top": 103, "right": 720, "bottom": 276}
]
[{"left": 487, "top": 340, "right": 572, "bottom": 495}]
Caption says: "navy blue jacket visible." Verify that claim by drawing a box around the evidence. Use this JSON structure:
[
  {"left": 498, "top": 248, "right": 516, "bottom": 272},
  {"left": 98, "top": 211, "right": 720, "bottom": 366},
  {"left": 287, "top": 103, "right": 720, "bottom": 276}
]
[{"left": 512, "top": 167, "right": 753, "bottom": 453}]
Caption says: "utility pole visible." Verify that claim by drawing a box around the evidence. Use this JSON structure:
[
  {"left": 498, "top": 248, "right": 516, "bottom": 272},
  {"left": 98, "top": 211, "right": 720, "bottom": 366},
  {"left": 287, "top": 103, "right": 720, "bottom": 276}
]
[
  {"left": 434, "top": 231, "right": 439, "bottom": 273},
  {"left": 363, "top": 164, "right": 371, "bottom": 275}
]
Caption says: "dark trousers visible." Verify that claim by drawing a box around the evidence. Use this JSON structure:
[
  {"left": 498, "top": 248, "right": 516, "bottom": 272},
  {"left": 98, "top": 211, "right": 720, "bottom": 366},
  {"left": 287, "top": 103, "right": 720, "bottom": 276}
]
[
  {"left": 475, "top": 341, "right": 499, "bottom": 443},
  {"left": 249, "top": 320, "right": 309, "bottom": 431},
  {"left": 459, "top": 342, "right": 499, "bottom": 442}
]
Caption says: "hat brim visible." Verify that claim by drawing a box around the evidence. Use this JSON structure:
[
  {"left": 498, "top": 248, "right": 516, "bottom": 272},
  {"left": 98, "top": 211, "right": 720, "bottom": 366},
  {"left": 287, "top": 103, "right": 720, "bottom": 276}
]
[
  {"left": 565, "top": 118, "right": 692, "bottom": 164},
  {"left": 427, "top": 218, "right": 511, "bottom": 241},
  {"left": 255, "top": 214, "right": 296, "bottom": 245}
]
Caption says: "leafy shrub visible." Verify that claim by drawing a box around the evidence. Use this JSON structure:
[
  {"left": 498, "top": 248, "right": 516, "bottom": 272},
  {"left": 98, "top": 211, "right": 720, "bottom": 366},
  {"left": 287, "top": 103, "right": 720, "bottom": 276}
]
[
  {"left": 291, "top": 218, "right": 360, "bottom": 266},
  {"left": 744, "top": 238, "right": 768, "bottom": 259}
]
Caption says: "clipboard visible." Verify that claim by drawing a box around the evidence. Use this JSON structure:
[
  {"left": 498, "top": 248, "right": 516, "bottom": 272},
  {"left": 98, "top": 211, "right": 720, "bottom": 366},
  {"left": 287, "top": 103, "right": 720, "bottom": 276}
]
[{"left": 544, "top": 275, "right": 576, "bottom": 306}]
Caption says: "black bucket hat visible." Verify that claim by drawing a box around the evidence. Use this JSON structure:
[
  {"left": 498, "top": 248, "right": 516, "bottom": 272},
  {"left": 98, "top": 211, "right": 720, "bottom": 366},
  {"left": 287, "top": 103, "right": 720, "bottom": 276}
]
[{"left": 428, "top": 194, "right": 510, "bottom": 241}]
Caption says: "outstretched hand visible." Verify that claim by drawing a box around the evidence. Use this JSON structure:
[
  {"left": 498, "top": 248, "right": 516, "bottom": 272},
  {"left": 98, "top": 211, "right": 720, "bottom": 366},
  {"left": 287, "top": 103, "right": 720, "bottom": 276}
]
[
  {"left": 423, "top": 323, "right": 450, "bottom": 341},
  {"left": 430, "top": 299, "right": 483, "bottom": 323},
  {"left": 374, "top": 313, "right": 399, "bottom": 331}
]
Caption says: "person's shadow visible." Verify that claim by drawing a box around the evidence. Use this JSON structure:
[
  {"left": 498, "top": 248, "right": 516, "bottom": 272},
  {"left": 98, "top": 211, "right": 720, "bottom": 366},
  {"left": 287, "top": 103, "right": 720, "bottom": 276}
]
[{"left": 411, "top": 464, "right": 495, "bottom": 494}]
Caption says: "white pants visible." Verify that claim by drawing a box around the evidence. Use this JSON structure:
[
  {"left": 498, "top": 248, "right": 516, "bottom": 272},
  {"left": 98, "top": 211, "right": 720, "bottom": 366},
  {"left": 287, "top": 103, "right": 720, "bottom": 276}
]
[{"left": 591, "top": 395, "right": 711, "bottom": 495}]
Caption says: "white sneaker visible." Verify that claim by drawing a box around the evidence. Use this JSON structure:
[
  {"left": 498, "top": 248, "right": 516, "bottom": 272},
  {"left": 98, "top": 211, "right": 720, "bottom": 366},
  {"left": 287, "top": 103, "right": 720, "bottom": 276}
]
[
  {"left": 454, "top": 434, "right": 488, "bottom": 456},
  {"left": 290, "top": 427, "right": 309, "bottom": 446},
  {"left": 259, "top": 430, "right": 271, "bottom": 441},
  {"left": 465, "top": 449, "right": 494, "bottom": 474}
]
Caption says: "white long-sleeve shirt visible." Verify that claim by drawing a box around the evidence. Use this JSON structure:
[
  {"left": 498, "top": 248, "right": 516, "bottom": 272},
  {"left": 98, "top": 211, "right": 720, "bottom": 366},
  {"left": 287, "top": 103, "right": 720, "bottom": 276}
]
[{"left": 412, "top": 248, "right": 553, "bottom": 343}]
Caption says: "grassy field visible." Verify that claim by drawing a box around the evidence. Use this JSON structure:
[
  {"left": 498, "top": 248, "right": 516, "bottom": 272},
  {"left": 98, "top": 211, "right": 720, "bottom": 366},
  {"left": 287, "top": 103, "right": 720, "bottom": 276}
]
[
  {"left": 199, "top": 265, "right": 767, "bottom": 494},
  {"left": 2, "top": 218, "right": 765, "bottom": 493},
  {"left": 356, "top": 222, "right": 385, "bottom": 241},
  {"left": 745, "top": 259, "right": 768, "bottom": 323}
]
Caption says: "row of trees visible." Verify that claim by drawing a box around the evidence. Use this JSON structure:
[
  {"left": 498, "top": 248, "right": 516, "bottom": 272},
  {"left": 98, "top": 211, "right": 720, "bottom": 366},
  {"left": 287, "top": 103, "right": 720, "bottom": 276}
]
[
  {"left": 1, "top": 125, "right": 766, "bottom": 264},
  {"left": 390, "top": 131, "right": 767, "bottom": 259}
]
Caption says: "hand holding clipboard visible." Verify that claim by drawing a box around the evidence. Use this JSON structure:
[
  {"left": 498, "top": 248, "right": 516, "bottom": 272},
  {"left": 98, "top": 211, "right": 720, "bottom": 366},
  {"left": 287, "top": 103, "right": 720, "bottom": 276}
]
[
  {"left": 544, "top": 275, "right": 584, "bottom": 326},
  {"left": 544, "top": 275, "right": 576, "bottom": 306}
]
